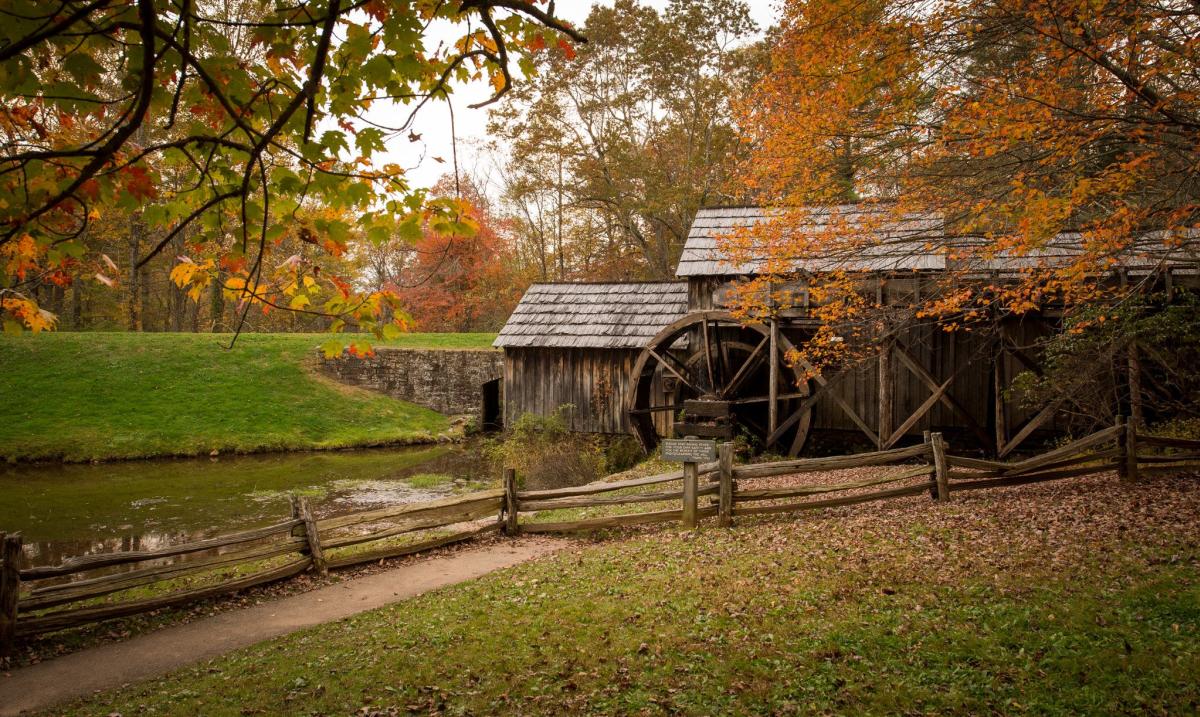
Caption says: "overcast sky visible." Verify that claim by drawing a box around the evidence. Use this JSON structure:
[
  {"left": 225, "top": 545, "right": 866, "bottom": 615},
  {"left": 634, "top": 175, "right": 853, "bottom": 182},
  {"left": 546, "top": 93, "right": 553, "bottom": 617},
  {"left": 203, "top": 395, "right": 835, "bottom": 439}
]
[{"left": 379, "top": 0, "right": 781, "bottom": 191}]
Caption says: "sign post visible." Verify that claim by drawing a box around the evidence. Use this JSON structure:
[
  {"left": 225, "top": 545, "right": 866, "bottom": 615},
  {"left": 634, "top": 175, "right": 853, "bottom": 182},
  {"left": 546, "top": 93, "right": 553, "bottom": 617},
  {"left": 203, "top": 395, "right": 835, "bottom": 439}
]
[{"left": 661, "top": 437, "right": 717, "bottom": 529}]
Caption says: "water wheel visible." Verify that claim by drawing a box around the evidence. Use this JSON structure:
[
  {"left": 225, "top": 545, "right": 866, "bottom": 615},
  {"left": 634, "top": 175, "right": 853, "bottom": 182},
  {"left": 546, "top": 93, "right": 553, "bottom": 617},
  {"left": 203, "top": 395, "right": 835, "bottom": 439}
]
[{"left": 626, "top": 311, "right": 813, "bottom": 456}]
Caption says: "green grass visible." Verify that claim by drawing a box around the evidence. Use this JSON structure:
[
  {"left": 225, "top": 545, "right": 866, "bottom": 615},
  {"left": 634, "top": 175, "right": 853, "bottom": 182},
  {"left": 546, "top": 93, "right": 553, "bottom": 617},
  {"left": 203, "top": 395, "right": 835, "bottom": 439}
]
[
  {"left": 404, "top": 472, "right": 456, "bottom": 489},
  {"left": 0, "top": 332, "right": 494, "bottom": 462},
  {"left": 52, "top": 475, "right": 1200, "bottom": 716}
]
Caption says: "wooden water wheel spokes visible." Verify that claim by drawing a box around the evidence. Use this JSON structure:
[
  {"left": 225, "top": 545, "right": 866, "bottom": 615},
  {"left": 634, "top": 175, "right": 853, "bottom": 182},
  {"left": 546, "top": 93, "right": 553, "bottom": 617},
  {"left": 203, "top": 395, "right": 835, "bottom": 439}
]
[{"left": 626, "top": 311, "right": 813, "bottom": 456}]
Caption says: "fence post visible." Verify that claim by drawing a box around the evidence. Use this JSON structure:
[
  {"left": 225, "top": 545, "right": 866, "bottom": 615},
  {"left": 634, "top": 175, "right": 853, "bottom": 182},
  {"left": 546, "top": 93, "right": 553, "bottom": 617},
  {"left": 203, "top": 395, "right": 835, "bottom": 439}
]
[
  {"left": 682, "top": 460, "right": 698, "bottom": 529},
  {"left": 931, "top": 432, "right": 950, "bottom": 501},
  {"left": 1116, "top": 415, "right": 1131, "bottom": 482},
  {"left": 923, "top": 431, "right": 936, "bottom": 499},
  {"left": 289, "top": 495, "right": 304, "bottom": 537},
  {"left": 1121, "top": 416, "right": 1139, "bottom": 483},
  {"left": 717, "top": 442, "right": 734, "bottom": 528},
  {"left": 0, "top": 532, "right": 21, "bottom": 657},
  {"left": 503, "top": 467, "right": 520, "bottom": 536},
  {"left": 290, "top": 494, "right": 327, "bottom": 576}
]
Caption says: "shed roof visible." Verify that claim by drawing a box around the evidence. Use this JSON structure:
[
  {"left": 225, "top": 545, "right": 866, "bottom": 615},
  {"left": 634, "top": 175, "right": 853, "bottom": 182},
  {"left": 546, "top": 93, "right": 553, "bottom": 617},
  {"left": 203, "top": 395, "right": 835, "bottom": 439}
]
[
  {"left": 493, "top": 281, "right": 689, "bottom": 349},
  {"left": 677, "top": 205, "right": 1199, "bottom": 277}
]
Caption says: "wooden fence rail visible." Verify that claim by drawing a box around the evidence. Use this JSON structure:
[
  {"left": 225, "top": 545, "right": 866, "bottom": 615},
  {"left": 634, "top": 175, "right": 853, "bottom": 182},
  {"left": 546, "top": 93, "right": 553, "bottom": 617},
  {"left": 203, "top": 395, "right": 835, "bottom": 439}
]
[
  {"left": 2, "top": 419, "right": 1196, "bottom": 654},
  {"left": 0, "top": 488, "right": 504, "bottom": 653}
]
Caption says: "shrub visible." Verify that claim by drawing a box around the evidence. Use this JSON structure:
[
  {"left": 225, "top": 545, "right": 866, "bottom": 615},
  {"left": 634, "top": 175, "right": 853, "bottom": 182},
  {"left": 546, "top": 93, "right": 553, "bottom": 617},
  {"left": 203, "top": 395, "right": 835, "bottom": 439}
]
[
  {"left": 603, "top": 435, "right": 647, "bottom": 474},
  {"left": 486, "top": 406, "right": 606, "bottom": 489}
]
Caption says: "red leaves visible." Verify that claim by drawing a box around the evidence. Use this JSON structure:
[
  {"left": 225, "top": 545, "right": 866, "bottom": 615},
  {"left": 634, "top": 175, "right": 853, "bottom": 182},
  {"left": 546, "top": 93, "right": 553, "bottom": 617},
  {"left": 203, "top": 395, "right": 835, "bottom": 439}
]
[
  {"left": 557, "top": 39, "right": 576, "bottom": 60},
  {"left": 79, "top": 179, "right": 100, "bottom": 201},
  {"left": 219, "top": 254, "right": 247, "bottom": 274},
  {"left": 122, "top": 166, "right": 157, "bottom": 201}
]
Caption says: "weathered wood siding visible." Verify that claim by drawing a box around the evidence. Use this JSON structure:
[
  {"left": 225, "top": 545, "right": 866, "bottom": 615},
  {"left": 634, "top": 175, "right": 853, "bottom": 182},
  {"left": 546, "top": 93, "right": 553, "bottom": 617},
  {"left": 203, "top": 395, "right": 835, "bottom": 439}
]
[
  {"left": 687, "top": 274, "right": 1064, "bottom": 444},
  {"left": 503, "top": 347, "right": 670, "bottom": 435}
]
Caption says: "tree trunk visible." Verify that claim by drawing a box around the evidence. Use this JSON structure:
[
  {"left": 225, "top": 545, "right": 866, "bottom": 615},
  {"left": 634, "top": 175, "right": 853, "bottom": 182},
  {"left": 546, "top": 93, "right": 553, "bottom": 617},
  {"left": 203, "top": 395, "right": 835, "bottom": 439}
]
[
  {"left": 127, "top": 218, "right": 144, "bottom": 331},
  {"left": 209, "top": 271, "right": 225, "bottom": 332},
  {"left": 70, "top": 280, "right": 82, "bottom": 329}
]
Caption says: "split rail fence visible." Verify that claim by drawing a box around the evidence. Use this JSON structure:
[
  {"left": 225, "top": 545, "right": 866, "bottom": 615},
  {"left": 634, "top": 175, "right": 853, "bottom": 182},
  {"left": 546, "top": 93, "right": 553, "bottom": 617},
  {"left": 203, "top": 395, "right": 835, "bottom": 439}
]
[{"left": 2, "top": 417, "right": 1197, "bottom": 654}]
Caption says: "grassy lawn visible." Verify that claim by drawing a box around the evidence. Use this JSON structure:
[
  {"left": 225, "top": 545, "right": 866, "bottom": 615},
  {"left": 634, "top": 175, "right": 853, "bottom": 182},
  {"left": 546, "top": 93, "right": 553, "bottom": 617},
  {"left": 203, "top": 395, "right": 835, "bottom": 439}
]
[
  {"left": 0, "top": 332, "right": 495, "bottom": 462},
  {"left": 55, "top": 473, "right": 1200, "bottom": 716}
]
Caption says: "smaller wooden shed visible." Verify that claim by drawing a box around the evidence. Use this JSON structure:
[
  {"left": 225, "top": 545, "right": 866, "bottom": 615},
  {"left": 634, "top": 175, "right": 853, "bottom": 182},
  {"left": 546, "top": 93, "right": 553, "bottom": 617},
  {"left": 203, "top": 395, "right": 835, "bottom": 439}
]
[{"left": 494, "top": 282, "right": 688, "bottom": 434}]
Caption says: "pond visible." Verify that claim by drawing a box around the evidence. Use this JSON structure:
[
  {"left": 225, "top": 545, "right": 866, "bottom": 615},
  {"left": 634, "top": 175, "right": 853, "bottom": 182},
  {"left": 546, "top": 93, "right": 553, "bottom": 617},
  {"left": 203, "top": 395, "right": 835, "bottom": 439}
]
[{"left": 0, "top": 443, "right": 494, "bottom": 569}]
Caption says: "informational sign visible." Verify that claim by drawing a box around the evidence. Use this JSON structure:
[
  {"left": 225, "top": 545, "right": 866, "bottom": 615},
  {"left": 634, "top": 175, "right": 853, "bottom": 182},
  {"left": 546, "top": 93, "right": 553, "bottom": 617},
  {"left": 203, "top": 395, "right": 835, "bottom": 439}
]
[{"left": 661, "top": 437, "right": 717, "bottom": 463}]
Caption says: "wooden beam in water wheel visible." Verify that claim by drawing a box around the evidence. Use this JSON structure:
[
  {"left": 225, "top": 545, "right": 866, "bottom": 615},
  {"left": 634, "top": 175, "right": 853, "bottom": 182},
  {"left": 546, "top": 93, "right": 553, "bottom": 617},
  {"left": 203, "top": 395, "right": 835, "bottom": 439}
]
[{"left": 626, "top": 311, "right": 813, "bottom": 456}]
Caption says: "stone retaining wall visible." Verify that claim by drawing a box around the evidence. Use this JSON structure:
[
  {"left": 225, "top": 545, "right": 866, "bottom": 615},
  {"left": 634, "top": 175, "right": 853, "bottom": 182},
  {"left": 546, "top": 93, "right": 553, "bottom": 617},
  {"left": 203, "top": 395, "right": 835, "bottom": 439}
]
[{"left": 317, "top": 348, "right": 504, "bottom": 419}]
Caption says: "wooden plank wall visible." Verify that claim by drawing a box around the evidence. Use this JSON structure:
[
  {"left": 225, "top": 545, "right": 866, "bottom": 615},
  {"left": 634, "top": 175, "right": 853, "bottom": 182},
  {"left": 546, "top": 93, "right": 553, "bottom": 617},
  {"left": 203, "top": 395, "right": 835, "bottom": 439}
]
[
  {"left": 687, "top": 275, "right": 1052, "bottom": 444},
  {"left": 503, "top": 347, "right": 670, "bottom": 435}
]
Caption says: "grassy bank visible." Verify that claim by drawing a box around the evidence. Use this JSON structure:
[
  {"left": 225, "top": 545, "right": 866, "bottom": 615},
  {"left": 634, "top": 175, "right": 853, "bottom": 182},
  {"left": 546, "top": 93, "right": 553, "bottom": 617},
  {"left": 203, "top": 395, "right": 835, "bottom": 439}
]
[
  {"left": 56, "top": 473, "right": 1200, "bottom": 716},
  {"left": 0, "top": 332, "right": 496, "bottom": 462}
]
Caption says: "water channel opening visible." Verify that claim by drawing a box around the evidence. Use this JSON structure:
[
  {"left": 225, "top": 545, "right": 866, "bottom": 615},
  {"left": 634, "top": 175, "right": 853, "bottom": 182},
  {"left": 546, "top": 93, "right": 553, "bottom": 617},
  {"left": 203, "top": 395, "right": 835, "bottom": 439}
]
[{"left": 481, "top": 378, "right": 502, "bottom": 430}]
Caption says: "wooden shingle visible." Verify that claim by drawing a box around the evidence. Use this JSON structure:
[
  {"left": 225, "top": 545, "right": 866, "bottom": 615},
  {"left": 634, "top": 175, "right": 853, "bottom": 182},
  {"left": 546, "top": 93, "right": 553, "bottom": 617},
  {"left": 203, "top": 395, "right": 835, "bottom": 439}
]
[{"left": 494, "top": 281, "right": 689, "bottom": 349}]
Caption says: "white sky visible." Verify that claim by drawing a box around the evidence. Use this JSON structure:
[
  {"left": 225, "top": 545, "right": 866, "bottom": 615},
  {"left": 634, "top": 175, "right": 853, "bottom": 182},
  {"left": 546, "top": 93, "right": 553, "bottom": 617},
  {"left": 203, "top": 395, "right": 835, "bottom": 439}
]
[{"left": 377, "top": 0, "right": 781, "bottom": 192}]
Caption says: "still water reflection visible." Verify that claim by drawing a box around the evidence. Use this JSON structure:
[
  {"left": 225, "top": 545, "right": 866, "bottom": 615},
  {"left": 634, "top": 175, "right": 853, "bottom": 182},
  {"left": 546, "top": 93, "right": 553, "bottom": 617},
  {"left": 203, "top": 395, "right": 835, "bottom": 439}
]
[{"left": 0, "top": 443, "right": 491, "bottom": 568}]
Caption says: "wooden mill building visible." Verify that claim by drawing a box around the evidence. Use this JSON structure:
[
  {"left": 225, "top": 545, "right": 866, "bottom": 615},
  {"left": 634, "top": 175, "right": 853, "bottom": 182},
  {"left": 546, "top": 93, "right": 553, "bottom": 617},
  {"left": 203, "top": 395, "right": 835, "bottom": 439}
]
[
  {"left": 493, "top": 282, "right": 688, "bottom": 434},
  {"left": 495, "top": 206, "right": 1197, "bottom": 457}
]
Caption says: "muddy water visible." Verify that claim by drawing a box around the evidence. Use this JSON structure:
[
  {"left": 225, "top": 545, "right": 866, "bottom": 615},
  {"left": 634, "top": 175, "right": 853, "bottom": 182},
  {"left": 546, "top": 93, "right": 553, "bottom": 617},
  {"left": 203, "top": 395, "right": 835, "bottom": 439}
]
[{"left": 0, "top": 443, "right": 493, "bottom": 568}]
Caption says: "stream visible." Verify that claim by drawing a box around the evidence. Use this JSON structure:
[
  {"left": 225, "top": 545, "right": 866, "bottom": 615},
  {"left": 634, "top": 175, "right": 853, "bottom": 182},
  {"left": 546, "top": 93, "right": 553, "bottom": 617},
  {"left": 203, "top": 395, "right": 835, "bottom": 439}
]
[{"left": 0, "top": 443, "right": 492, "bottom": 569}]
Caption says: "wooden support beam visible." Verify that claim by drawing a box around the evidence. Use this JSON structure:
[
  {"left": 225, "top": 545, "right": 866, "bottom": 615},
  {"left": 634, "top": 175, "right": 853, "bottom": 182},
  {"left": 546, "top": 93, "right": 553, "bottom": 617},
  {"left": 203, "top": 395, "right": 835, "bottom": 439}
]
[
  {"left": 793, "top": 354, "right": 880, "bottom": 446},
  {"left": 503, "top": 468, "right": 520, "bottom": 535},
  {"left": 717, "top": 443, "right": 734, "bottom": 528},
  {"left": 293, "top": 496, "right": 326, "bottom": 576},
  {"left": 674, "top": 423, "right": 734, "bottom": 439},
  {"left": 769, "top": 319, "right": 779, "bottom": 436},
  {"left": 1128, "top": 341, "right": 1144, "bottom": 428},
  {"left": 682, "top": 461, "right": 699, "bottom": 529},
  {"left": 764, "top": 388, "right": 823, "bottom": 448},
  {"left": 722, "top": 335, "right": 768, "bottom": 398},
  {"left": 878, "top": 339, "right": 893, "bottom": 451},
  {"left": 993, "top": 344, "right": 1007, "bottom": 457},
  {"left": 684, "top": 400, "right": 731, "bottom": 418},
  {"left": 893, "top": 342, "right": 991, "bottom": 449},
  {"left": 997, "top": 400, "right": 1061, "bottom": 458},
  {"left": 885, "top": 374, "right": 954, "bottom": 449},
  {"left": 648, "top": 348, "right": 701, "bottom": 395},
  {"left": 701, "top": 318, "right": 716, "bottom": 392},
  {"left": 931, "top": 432, "right": 950, "bottom": 501}
]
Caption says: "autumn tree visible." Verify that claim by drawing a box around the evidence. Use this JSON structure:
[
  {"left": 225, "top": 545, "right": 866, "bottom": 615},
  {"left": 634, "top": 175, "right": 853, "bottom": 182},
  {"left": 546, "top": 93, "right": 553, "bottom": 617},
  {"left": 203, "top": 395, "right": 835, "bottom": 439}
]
[
  {"left": 727, "top": 0, "right": 1200, "bottom": 379},
  {"left": 0, "top": 0, "right": 582, "bottom": 343},
  {"left": 491, "top": 0, "right": 764, "bottom": 280},
  {"left": 375, "top": 175, "right": 525, "bottom": 332}
]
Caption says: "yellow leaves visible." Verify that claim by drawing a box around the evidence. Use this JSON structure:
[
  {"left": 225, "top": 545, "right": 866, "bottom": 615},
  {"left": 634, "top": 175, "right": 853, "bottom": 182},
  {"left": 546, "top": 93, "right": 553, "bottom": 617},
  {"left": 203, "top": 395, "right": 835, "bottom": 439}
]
[
  {"left": 490, "top": 71, "right": 506, "bottom": 94},
  {"left": 289, "top": 294, "right": 311, "bottom": 310},
  {"left": 170, "top": 258, "right": 216, "bottom": 302},
  {"left": 2, "top": 295, "right": 56, "bottom": 334},
  {"left": 2, "top": 233, "right": 41, "bottom": 280}
]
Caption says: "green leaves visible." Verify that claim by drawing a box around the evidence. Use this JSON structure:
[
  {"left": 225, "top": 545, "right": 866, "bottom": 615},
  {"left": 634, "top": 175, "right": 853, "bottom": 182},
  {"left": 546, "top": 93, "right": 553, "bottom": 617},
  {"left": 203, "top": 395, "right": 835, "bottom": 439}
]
[
  {"left": 0, "top": 0, "right": 582, "bottom": 335},
  {"left": 62, "top": 53, "right": 104, "bottom": 87}
]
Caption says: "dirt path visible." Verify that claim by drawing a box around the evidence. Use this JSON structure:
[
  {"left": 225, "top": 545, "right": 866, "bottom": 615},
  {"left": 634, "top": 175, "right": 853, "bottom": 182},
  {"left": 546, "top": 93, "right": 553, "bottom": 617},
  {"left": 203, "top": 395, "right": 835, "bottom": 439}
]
[{"left": 0, "top": 537, "right": 567, "bottom": 716}]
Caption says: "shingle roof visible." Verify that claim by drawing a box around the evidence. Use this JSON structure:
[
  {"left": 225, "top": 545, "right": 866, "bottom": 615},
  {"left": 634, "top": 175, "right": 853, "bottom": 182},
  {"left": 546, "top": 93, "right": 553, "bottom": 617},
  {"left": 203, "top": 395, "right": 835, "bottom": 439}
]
[
  {"left": 494, "top": 282, "right": 689, "bottom": 349},
  {"left": 677, "top": 205, "right": 944, "bottom": 277},
  {"left": 677, "top": 206, "right": 1199, "bottom": 277}
]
